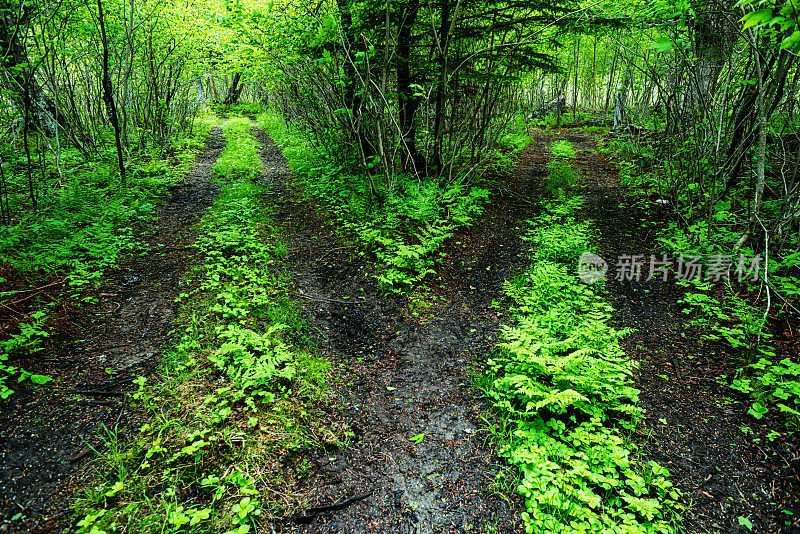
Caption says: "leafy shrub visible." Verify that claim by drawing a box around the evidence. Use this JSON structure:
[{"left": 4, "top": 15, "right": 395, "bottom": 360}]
[{"left": 733, "top": 357, "right": 800, "bottom": 426}]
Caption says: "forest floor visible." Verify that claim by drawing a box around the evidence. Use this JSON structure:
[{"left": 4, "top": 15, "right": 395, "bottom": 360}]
[
  {"left": 0, "top": 121, "right": 797, "bottom": 533},
  {"left": 251, "top": 124, "right": 546, "bottom": 533}
]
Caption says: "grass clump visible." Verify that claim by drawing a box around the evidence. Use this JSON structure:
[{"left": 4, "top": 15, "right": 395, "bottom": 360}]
[
  {"left": 74, "top": 117, "right": 342, "bottom": 533},
  {"left": 481, "top": 195, "right": 682, "bottom": 533}
]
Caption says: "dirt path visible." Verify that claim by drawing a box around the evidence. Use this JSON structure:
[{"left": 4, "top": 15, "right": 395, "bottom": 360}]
[
  {"left": 0, "top": 128, "right": 225, "bottom": 532},
  {"left": 567, "top": 130, "right": 800, "bottom": 533},
  {"left": 252, "top": 128, "right": 555, "bottom": 533}
]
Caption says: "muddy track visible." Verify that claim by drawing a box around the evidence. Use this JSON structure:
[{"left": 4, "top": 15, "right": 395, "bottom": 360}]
[
  {"left": 568, "top": 132, "right": 800, "bottom": 533},
  {"left": 0, "top": 127, "right": 225, "bottom": 532},
  {"left": 252, "top": 127, "right": 554, "bottom": 534}
]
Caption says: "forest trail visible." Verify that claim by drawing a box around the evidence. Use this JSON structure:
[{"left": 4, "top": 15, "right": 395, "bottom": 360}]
[
  {"left": 2, "top": 123, "right": 797, "bottom": 533},
  {"left": 0, "top": 128, "right": 225, "bottom": 531},
  {"left": 568, "top": 132, "right": 800, "bottom": 533},
  {"left": 251, "top": 126, "right": 544, "bottom": 533}
]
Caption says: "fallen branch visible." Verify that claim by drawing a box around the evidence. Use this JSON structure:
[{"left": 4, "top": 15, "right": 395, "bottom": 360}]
[
  {"left": 70, "top": 389, "right": 125, "bottom": 397},
  {"left": 0, "top": 280, "right": 65, "bottom": 297},
  {"left": 297, "top": 290, "right": 367, "bottom": 305},
  {"left": 73, "top": 400, "right": 119, "bottom": 407},
  {"left": 70, "top": 445, "right": 99, "bottom": 463},
  {"left": 317, "top": 246, "right": 354, "bottom": 261},
  {"left": 291, "top": 491, "right": 373, "bottom": 523}
]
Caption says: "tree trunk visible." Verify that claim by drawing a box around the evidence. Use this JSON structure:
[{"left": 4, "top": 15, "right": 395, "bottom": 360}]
[
  {"left": 0, "top": 1, "right": 63, "bottom": 135},
  {"left": 397, "top": 0, "right": 422, "bottom": 176},
  {"left": 432, "top": 0, "right": 457, "bottom": 178},
  {"left": 97, "top": 0, "right": 126, "bottom": 184},
  {"left": 572, "top": 36, "right": 580, "bottom": 119},
  {"left": 336, "top": 0, "right": 373, "bottom": 169},
  {"left": 223, "top": 72, "right": 243, "bottom": 105}
]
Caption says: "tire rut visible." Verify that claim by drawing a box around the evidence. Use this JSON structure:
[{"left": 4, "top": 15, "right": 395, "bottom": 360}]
[
  {"left": 0, "top": 127, "right": 226, "bottom": 530},
  {"left": 570, "top": 131, "right": 800, "bottom": 533}
]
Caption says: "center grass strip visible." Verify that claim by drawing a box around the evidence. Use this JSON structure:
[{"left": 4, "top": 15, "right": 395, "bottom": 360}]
[
  {"left": 74, "top": 117, "right": 343, "bottom": 534},
  {"left": 481, "top": 196, "right": 683, "bottom": 534}
]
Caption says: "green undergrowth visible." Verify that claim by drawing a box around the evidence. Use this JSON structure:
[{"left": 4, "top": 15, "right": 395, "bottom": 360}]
[
  {"left": 74, "top": 118, "right": 342, "bottom": 533},
  {"left": 657, "top": 220, "right": 800, "bottom": 429},
  {"left": 545, "top": 140, "right": 578, "bottom": 196},
  {"left": 259, "top": 110, "right": 492, "bottom": 294},
  {"left": 481, "top": 195, "right": 682, "bottom": 533},
  {"left": 0, "top": 117, "right": 213, "bottom": 277},
  {"left": 670, "top": 267, "right": 800, "bottom": 430}
]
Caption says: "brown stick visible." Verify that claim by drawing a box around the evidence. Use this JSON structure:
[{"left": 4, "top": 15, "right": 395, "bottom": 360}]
[{"left": 0, "top": 280, "right": 65, "bottom": 297}]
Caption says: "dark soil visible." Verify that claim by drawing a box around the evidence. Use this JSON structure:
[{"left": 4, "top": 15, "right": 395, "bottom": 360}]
[
  {"left": 0, "top": 128, "right": 225, "bottom": 533},
  {"left": 251, "top": 127, "right": 548, "bottom": 533},
  {"left": 568, "top": 130, "right": 800, "bottom": 534}
]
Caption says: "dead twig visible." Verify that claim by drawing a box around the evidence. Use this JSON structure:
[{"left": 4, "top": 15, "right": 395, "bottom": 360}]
[
  {"left": 317, "top": 246, "right": 354, "bottom": 261},
  {"left": 291, "top": 491, "right": 373, "bottom": 523},
  {"left": 70, "top": 389, "right": 124, "bottom": 397},
  {"left": 297, "top": 290, "right": 367, "bottom": 305},
  {"left": 0, "top": 280, "right": 65, "bottom": 297}
]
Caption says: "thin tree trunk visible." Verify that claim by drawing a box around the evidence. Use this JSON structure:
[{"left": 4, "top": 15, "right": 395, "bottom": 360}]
[
  {"left": 572, "top": 36, "right": 580, "bottom": 119},
  {"left": 397, "top": 0, "right": 422, "bottom": 176},
  {"left": 97, "top": 0, "right": 126, "bottom": 184},
  {"left": 223, "top": 72, "right": 243, "bottom": 105},
  {"left": 751, "top": 41, "right": 767, "bottom": 230}
]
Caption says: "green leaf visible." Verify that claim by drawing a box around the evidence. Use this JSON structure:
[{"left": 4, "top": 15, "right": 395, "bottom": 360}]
[
  {"left": 748, "top": 402, "right": 768, "bottom": 419},
  {"left": 409, "top": 433, "right": 425, "bottom": 444},
  {"left": 104, "top": 480, "right": 125, "bottom": 497},
  {"left": 651, "top": 37, "right": 675, "bottom": 53},
  {"left": 737, "top": 516, "right": 754, "bottom": 531},
  {"left": 741, "top": 8, "right": 774, "bottom": 30},
  {"left": 781, "top": 30, "right": 800, "bottom": 52}
]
